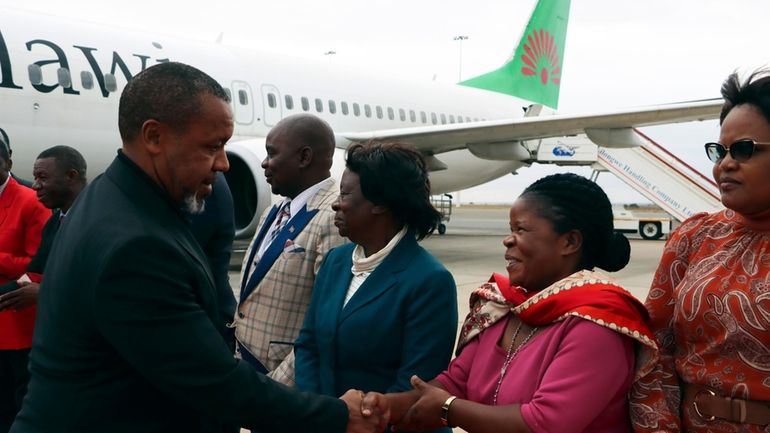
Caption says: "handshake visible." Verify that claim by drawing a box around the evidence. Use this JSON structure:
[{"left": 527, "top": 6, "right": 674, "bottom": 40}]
[{"left": 340, "top": 375, "right": 452, "bottom": 433}]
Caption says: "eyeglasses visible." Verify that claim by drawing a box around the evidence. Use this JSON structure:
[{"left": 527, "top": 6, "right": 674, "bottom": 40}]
[{"left": 704, "top": 139, "right": 770, "bottom": 163}]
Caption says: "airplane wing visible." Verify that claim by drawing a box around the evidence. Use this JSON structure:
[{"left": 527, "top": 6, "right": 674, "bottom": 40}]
[{"left": 338, "top": 99, "right": 722, "bottom": 155}]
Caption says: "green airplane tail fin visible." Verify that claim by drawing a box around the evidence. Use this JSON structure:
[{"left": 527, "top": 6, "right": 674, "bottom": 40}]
[{"left": 460, "top": 0, "right": 571, "bottom": 109}]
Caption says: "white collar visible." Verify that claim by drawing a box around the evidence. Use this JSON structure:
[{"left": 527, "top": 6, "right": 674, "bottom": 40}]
[{"left": 351, "top": 226, "right": 408, "bottom": 276}]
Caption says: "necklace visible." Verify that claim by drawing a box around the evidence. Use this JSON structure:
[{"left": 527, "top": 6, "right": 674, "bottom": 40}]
[{"left": 492, "top": 320, "right": 538, "bottom": 405}]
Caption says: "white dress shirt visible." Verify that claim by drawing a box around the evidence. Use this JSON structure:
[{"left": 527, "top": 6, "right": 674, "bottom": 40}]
[{"left": 255, "top": 177, "right": 334, "bottom": 260}]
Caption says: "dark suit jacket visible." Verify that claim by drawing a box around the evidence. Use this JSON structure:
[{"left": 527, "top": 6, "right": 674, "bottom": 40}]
[
  {"left": 295, "top": 234, "right": 458, "bottom": 401},
  {"left": 26, "top": 210, "right": 62, "bottom": 275},
  {"left": 11, "top": 152, "right": 347, "bottom": 433},
  {"left": 188, "top": 171, "right": 236, "bottom": 350}
]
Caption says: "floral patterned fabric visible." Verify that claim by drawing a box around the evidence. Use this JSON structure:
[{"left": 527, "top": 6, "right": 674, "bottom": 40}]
[{"left": 631, "top": 209, "right": 770, "bottom": 433}]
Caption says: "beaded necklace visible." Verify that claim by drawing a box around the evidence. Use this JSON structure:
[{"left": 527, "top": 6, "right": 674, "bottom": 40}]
[{"left": 492, "top": 320, "right": 538, "bottom": 405}]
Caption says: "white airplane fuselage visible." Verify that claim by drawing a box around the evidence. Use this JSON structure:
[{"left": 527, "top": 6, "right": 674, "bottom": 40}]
[{"left": 1, "top": 8, "right": 532, "bottom": 236}]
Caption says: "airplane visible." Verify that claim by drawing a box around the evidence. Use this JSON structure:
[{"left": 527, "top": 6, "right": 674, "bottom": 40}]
[{"left": 0, "top": 0, "right": 721, "bottom": 238}]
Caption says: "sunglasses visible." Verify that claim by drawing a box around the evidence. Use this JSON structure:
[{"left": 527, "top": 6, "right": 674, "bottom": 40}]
[{"left": 704, "top": 139, "right": 770, "bottom": 163}]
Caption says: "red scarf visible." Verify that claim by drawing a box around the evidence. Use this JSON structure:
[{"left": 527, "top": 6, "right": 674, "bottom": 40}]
[{"left": 458, "top": 269, "right": 658, "bottom": 380}]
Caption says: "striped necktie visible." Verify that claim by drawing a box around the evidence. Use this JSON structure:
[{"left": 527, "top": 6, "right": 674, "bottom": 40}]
[{"left": 247, "top": 201, "right": 292, "bottom": 282}]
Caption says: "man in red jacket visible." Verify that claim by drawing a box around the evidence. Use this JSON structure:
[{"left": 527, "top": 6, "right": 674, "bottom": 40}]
[{"left": 0, "top": 137, "right": 49, "bottom": 433}]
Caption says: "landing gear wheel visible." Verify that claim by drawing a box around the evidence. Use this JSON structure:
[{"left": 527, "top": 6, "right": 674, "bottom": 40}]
[
  {"left": 639, "top": 221, "right": 662, "bottom": 240},
  {"left": 438, "top": 223, "right": 447, "bottom": 235}
]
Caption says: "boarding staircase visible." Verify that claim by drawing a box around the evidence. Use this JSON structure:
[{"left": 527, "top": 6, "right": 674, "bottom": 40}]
[{"left": 592, "top": 129, "right": 722, "bottom": 221}]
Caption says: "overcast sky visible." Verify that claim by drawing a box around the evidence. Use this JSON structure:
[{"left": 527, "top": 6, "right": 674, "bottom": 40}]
[{"left": 3, "top": 0, "right": 768, "bottom": 204}]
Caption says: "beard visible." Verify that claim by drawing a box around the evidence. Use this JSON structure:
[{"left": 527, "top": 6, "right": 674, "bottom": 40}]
[{"left": 183, "top": 192, "right": 206, "bottom": 214}]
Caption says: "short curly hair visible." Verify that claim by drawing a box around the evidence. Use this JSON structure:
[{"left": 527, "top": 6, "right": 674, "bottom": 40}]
[
  {"left": 37, "top": 145, "right": 88, "bottom": 184},
  {"left": 345, "top": 141, "right": 441, "bottom": 240},
  {"left": 118, "top": 62, "right": 230, "bottom": 142}
]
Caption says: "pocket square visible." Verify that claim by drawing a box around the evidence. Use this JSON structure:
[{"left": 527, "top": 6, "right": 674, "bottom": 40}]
[{"left": 283, "top": 239, "right": 305, "bottom": 253}]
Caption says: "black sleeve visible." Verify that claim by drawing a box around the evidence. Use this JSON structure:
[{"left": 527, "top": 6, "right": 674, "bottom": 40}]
[
  {"left": 189, "top": 173, "right": 237, "bottom": 337},
  {"left": 27, "top": 214, "right": 59, "bottom": 274},
  {"left": 93, "top": 236, "right": 348, "bottom": 433}
]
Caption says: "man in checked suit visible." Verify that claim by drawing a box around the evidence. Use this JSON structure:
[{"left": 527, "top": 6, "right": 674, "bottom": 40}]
[{"left": 235, "top": 114, "right": 345, "bottom": 385}]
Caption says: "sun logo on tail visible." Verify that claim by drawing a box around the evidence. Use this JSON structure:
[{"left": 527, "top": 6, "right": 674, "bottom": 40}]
[{"left": 520, "top": 29, "right": 561, "bottom": 86}]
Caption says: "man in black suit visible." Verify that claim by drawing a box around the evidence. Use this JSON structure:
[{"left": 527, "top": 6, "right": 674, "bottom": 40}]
[
  {"left": 10, "top": 62, "right": 383, "bottom": 433},
  {"left": 188, "top": 171, "right": 237, "bottom": 352}
]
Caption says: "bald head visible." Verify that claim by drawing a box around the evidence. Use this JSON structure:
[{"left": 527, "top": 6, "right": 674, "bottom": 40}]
[
  {"left": 268, "top": 114, "right": 335, "bottom": 165},
  {"left": 262, "top": 114, "right": 336, "bottom": 198}
]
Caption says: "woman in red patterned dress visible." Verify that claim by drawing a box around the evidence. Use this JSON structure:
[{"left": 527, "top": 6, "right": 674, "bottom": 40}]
[{"left": 631, "top": 70, "right": 770, "bottom": 433}]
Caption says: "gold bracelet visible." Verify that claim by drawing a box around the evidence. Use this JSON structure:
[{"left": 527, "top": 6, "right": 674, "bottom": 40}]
[{"left": 440, "top": 395, "right": 458, "bottom": 427}]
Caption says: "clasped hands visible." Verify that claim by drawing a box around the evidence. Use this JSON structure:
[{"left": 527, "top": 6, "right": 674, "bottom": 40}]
[{"left": 341, "top": 375, "right": 450, "bottom": 433}]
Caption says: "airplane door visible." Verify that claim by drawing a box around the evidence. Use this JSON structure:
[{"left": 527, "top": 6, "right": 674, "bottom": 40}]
[
  {"left": 260, "top": 84, "right": 282, "bottom": 127},
  {"left": 231, "top": 81, "right": 254, "bottom": 125}
]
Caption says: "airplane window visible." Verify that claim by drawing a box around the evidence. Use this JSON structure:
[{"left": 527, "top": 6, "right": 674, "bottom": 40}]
[
  {"left": 27, "top": 64, "right": 43, "bottom": 85},
  {"left": 387, "top": 107, "right": 394, "bottom": 120},
  {"left": 301, "top": 97, "right": 309, "bottom": 111},
  {"left": 328, "top": 100, "right": 336, "bottom": 114},
  {"left": 421, "top": 111, "right": 427, "bottom": 124},
  {"left": 223, "top": 88, "right": 232, "bottom": 101},
  {"left": 104, "top": 74, "right": 118, "bottom": 92},
  {"left": 449, "top": 115, "right": 455, "bottom": 124},
  {"left": 473, "top": 117, "right": 479, "bottom": 122},
  {"left": 56, "top": 68, "right": 72, "bottom": 88},
  {"left": 315, "top": 98, "right": 323, "bottom": 113},
  {"left": 409, "top": 110, "right": 416, "bottom": 122},
  {"left": 375, "top": 106, "right": 383, "bottom": 119},
  {"left": 457, "top": 116, "right": 464, "bottom": 123},
  {"left": 341, "top": 101, "right": 349, "bottom": 115},
  {"left": 267, "top": 93, "right": 276, "bottom": 108},
  {"left": 285, "top": 95, "right": 294, "bottom": 110},
  {"left": 398, "top": 109, "right": 406, "bottom": 122},
  {"left": 466, "top": 117, "right": 471, "bottom": 123},
  {"left": 80, "top": 71, "right": 94, "bottom": 90},
  {"left": 431, "top": 113, "right": 437, "bottom": 125},
  {"left": 238, "top": 89, "right": 248, "bottom": 105},
  {"left": 364, "top": 104, "right": 371, "bottom": 118},
  {"left": 353, "top": 103, "right": 361, "bottom": 117},
  {"left": 440, "top": 114, "right": 447, "bottom": 124}
]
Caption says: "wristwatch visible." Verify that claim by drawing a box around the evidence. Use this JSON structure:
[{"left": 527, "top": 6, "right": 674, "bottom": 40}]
[{"left": 440, "top": 395, "right": 458, "bottom": 427}]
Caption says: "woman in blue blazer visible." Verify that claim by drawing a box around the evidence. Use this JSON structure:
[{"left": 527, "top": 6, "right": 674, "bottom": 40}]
[{"left": 295, "top": 141, "right": 457, "bottom": 432}]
